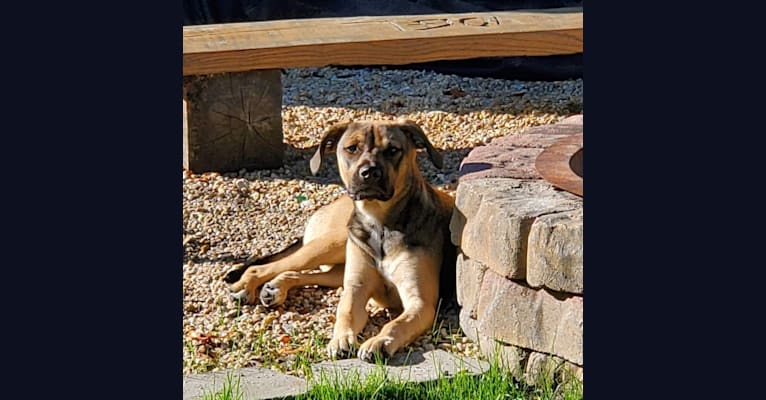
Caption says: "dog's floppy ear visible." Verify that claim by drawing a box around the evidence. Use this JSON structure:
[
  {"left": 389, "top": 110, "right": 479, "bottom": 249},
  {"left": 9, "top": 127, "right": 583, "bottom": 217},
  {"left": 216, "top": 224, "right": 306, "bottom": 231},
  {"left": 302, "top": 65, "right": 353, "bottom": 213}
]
[
  {"left": 310, "top": 121, "right": 351, "bottom": 176},
  {"left": 396, "top": 120, "right": 444, "bottom": 169}
]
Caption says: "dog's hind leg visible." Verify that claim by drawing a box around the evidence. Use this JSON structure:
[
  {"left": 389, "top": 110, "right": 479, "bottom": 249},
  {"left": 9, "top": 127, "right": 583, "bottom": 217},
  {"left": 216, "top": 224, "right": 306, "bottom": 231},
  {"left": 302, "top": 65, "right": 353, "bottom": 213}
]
[
  {"left": 259, "top": 264, "right": 345, "bottom": 307},
  {"left": 222, "top": 239, "right": 303, "bottom": 284},
  {"left": 227, "top": 196, "right": 352, "bottom": 304},
  {"left": 228, "top": 233, "right": 347, "bottom": 304}
]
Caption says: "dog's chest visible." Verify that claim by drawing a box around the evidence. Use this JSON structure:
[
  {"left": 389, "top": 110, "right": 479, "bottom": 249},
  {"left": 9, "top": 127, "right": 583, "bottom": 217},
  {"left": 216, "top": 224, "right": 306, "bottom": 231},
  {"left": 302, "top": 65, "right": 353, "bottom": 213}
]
[
  {"left": 368, "top": 226, "right": 404, "bottom": 263},
  {"left": 349, "top": 220, "right": 406, "bottom": 268}
]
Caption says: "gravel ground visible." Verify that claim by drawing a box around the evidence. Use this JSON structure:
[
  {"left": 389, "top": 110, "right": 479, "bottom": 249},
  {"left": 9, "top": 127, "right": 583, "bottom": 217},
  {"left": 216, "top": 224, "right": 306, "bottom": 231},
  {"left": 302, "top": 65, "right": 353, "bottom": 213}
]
[{"left": 183, "top": 66, "right": 583, "bottom": 375}]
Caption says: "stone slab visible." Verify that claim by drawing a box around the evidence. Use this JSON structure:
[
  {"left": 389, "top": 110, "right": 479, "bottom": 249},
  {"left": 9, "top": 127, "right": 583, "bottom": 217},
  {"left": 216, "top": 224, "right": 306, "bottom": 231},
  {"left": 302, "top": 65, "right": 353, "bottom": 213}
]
[
  {"left": 182, "top": 367, "right": 308, "bottom": 400},
  {"left": 521, "top": 122, "right": 582, "bottom": 136},
  {"left": 183, "top": 69, "right": 284, "bottom": 173},
  {"left": 559, "top": 114, "right": 583, "bottom": 125},
  {"left": 450, "top": 178, "right": 581, "bottom": 279},
  {"left": 459, "top": 146, "right": 547, "bottom": 180},
  {"left": 458, "top": 118, "right": 582, "bottom": 182},
  {"left": 311, "top": 349, "right": 488, "bottom": 385},
  {"left": 476, "top": 269, "right": 583, "bottom": 365},
  {"left": 527, "top": 209, "right": 583, "bottom": 294}
]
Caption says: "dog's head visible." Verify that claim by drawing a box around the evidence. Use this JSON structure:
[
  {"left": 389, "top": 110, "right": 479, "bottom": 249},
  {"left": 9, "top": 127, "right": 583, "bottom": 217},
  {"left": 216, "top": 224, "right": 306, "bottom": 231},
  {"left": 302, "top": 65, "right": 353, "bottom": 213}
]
[{"left": 310, "top": 119, "right": 443, "bottom": 201}]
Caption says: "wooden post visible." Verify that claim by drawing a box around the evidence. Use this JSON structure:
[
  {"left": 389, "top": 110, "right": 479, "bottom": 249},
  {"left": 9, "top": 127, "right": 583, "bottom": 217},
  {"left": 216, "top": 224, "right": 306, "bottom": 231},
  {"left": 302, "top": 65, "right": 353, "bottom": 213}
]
[{"left": 183, "top": 69, "right": 284, "bottom": 173}]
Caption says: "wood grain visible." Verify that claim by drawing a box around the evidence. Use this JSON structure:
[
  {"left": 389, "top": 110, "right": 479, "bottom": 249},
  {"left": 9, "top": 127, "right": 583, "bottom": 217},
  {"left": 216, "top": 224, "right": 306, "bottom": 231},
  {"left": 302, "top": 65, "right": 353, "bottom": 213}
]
[
  {"left": 183, "top": 70, "right": 284, "bottom": 172},
  {"left": 183, "top": 7, "right": 582, "bottom": 75}
]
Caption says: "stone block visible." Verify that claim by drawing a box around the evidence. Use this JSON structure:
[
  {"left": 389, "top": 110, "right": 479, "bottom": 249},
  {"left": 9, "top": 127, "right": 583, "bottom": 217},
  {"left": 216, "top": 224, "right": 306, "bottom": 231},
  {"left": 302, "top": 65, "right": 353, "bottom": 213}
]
[
  {"left": 527, "top": 209, "right": 583, "bottom": 294},
  {"left": 183, "top": 69, "right": 284, "bottom": 173},
  {"left": 450, "top": 178, "right": 521, "bottom": 247},
  {"left": 524, "top": 352, "right": 563, "bottom": 386},
  {"left": 451, "top": 179, "right": 581, "bottom": 279},
  {"left": 476, "top": 337, "right": 529, "bottom": 381},
  {"left": 560, "top": 361, "right": 583, "bottom": 385},
  {"left": 476, "top": 269, "right": 583, "bottom": 365},
  {"left": 523, "top": 352, "right": 582, "bottom": 387},
  {"left": 455, "top": 252, "right": 486, "bottom": 315},
  {"left": 459, "top": 305, "right": 479, "bottom": 343}
]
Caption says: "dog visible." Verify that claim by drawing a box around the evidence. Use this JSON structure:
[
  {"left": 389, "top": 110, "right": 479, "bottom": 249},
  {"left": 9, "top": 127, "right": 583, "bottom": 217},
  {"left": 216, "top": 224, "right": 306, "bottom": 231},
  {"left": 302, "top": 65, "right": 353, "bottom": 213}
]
[{"left": 224, "top": 119, "right": 456, "bottom": 362}]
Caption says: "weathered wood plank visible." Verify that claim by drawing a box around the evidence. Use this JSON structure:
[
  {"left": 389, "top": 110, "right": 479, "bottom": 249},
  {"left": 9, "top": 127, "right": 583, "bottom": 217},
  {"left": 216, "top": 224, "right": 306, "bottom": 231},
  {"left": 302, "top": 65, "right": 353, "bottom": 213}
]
[{"left": 183, "top": 7, "right": 582, "bottom": 75}]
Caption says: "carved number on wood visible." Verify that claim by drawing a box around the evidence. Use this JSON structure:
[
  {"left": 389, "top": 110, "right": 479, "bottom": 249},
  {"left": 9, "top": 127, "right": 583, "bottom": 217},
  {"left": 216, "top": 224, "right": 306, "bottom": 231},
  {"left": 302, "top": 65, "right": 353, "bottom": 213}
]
[{"left": 395, "top": 16, "right": 500, "bottom": 31}]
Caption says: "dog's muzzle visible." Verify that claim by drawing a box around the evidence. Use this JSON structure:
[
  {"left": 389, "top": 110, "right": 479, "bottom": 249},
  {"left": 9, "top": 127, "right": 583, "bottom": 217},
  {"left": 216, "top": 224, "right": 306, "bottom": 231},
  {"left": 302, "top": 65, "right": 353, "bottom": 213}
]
[
  {"left": 348, "top": 165, "right": 392, "bottom": 201},
  {"left": 359, "top": 165, "right": 382, "bottom": 181}
]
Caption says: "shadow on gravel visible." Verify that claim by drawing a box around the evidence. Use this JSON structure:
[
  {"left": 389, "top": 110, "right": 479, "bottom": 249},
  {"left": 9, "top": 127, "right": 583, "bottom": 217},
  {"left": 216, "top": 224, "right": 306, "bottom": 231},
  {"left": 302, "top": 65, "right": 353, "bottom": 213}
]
[{"left": 281, "top": 71, "right": 584, "bottom": 116}]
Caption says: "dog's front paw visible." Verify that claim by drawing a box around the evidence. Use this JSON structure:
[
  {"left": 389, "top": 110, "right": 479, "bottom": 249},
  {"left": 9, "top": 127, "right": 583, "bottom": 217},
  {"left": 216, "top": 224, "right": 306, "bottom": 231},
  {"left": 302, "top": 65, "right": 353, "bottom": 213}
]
[
  {"left": 228, "top": 289, "right": 251, "bottom": 304},
  {"left": 358, "top": 335, "right": 395, "bottom": 363},
  {"left": 327, "top": 332, "right": 358, "bottom": 359}
]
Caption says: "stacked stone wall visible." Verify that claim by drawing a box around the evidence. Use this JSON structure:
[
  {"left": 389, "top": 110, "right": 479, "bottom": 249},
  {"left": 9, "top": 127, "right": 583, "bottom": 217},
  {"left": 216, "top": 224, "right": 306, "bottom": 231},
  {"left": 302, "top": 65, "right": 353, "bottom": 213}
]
[{"left": 450, "top": 115, "right": 583, "bottom": 384}]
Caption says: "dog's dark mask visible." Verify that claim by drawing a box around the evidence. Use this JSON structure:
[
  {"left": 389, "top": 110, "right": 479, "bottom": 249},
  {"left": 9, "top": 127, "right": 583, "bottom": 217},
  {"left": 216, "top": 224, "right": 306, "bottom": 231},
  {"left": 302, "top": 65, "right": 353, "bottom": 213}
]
[{"left": 310, "top": 120, "right": 443, "bottom": 202}]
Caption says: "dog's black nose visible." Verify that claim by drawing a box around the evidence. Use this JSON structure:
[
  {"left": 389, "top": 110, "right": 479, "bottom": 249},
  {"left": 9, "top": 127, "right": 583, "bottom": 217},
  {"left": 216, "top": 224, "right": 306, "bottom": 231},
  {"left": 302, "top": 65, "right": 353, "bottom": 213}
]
[{"left": 359, "top": 165, "right": 382, "bottom": 181}]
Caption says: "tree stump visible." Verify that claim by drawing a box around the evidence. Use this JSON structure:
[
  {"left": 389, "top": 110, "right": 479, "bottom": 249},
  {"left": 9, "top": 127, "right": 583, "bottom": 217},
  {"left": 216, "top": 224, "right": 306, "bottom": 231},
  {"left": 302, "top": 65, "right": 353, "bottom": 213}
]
[{"left": 183, "top": 69, "right": 284, "bottom": 172}]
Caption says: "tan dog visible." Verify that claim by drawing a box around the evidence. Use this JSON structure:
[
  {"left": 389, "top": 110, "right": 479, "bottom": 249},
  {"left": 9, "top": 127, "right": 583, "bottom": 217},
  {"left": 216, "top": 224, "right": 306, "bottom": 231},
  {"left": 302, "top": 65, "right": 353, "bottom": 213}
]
[{"left": 225, "top": 119, "right": 455, "bottom": 362}]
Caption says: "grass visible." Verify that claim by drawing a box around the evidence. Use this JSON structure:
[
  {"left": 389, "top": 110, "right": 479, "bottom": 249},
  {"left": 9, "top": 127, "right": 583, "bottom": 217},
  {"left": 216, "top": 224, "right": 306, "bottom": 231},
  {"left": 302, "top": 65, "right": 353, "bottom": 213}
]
[
  {"left": 202, "top": 372, "right": 244, "bottom": 400},
  {"left": 298, "top": 354, "right": 582, "bottom": 400},
  {"left": 201, "top": 351, "right": 583, "bottom": 400},
  {"left": 291, "top": 329, "right": 330, "bottom": 377}
]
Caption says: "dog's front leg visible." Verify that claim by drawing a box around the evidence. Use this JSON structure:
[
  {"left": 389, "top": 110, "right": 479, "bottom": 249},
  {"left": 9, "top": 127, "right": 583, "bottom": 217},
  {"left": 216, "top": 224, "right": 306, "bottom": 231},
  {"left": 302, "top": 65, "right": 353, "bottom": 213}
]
[
  {"left": 357, "top": 253, "right": 440, "bottom": 363},
  {"left": 358, "top": 303, "right": 436, "bottom": 363},
  {"left": 327, "top": 242, "right": 381, "bottom": 359}
]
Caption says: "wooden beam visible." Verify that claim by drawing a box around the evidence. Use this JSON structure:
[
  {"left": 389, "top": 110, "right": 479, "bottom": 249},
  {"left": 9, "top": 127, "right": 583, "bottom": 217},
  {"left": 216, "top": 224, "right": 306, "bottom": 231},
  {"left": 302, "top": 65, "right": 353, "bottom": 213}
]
[{"left": 183, "top": 7, "right": 582, "bottom": 76}]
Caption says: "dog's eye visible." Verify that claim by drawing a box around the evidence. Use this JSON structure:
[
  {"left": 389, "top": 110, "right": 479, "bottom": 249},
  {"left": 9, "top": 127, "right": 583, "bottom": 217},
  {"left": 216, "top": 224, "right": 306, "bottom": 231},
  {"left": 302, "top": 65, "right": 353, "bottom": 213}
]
[
  {"left": 385, "top": 147, "right": 401, "bottom": 157},
  {"left": 345, "top": 144, "right": 358, "bottom": 154}
]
